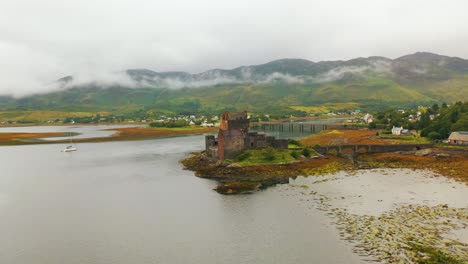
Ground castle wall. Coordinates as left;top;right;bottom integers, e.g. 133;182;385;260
227;119;249;131
218;130;246;159
205;135;216;151
208;111;288;160
272;139;289;149
247;132;267;148
207;146;218;159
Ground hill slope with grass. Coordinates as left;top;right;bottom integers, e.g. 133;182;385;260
0;52;467;116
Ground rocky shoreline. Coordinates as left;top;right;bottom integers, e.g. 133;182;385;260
285;168;468;264
181;146;468;194
181;151;354;194
181;128;468;263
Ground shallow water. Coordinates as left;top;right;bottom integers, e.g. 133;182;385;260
287;169;468;247
0;124;142;140
0;135;363;264
289;169;468;216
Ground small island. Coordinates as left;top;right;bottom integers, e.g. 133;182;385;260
182;111;468;194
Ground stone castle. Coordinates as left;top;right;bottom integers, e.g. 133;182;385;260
205;111;288;160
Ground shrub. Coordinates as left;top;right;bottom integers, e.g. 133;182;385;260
288;138;302;147
428;131;441;140
302;147;312;157
150;120;188;128
237;152;251;161
262;147;276;161
290;151;300;159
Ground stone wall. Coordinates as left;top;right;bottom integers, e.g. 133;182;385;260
247;132;267;148
271;139;289;149
205;135;216;150
205;111;291;160
219;131;246;159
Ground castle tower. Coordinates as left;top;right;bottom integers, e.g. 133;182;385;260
217;111;249;160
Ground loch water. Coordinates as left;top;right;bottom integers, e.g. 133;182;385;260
0;134;362;264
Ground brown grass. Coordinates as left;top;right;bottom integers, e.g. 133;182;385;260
300;129;468;184
300;129;384;146
0;132;67;145
361;151;468;184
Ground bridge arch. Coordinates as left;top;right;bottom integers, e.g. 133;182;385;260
357;146;368;154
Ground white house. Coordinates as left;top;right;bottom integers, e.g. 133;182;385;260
392;126;403;135
201;121;214;127
363;113;374;124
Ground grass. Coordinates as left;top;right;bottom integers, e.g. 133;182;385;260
0;110;109;123
377;134;431;144
290;103;361;114
235;147;317;165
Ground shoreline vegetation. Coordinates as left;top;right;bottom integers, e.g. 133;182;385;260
181;129;468;194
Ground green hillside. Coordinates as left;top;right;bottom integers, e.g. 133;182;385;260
0;52;467;119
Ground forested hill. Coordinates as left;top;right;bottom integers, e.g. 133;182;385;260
1;52;468;115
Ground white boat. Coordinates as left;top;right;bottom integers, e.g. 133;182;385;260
62;145;77;152
61;132;77;152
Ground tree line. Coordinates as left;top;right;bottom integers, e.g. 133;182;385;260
370;102;467;140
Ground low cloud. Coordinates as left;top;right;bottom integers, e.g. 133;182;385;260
312;60;392;83
1;0;468;97
61;69;307;91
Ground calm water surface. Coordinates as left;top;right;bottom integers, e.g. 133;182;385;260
0;134;362;264
0;124;142;140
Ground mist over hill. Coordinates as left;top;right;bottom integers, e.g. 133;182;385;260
1;52;467;115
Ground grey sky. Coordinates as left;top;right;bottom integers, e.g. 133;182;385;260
1;0;467;96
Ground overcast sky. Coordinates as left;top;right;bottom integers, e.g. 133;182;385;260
1;0;468;96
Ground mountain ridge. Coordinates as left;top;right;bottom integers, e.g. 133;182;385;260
0;52;467;115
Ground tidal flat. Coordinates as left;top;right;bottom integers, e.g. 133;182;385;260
285;169;468;263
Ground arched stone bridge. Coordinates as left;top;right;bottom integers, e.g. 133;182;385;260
314;144;433;155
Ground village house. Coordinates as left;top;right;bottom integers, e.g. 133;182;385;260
363;113;374;124
392;126;403;135
448;131;468;145
205;111;288;160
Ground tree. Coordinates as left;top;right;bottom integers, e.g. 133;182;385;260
418;112;430;130
451;114;468;131
432;103;439;113
428;131;441;140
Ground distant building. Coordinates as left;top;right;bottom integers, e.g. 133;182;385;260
363;113;374;124
205;111;288;160
201;121;214;127
448;131;468;145
392;126;403;135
